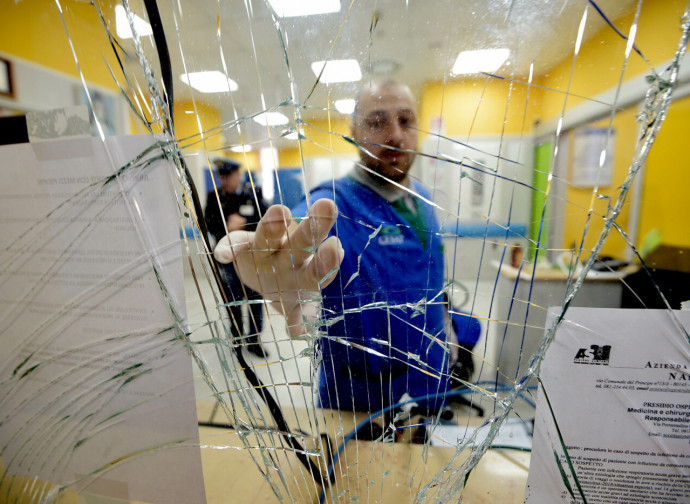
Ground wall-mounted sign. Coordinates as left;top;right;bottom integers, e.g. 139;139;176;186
571;127;615;187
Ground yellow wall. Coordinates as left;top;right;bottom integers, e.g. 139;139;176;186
174;100;225;154
560;113;638;258
638;94;690;247
282;79;540;167
419;79;538;139
227;150;260;172
3;0;688;254
298;117;356;157
274;116;355;169
0;0;229;145
177;115;354;172
536;0;688;120
279;148;302;167
0;0;116;90
539;0;690;257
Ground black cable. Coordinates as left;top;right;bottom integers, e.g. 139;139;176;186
198;421;235;430
140;0;331;486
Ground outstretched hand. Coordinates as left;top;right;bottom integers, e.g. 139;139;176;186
213;199;343;337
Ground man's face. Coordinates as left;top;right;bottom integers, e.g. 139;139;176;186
350;84;418;184
219;170;241;194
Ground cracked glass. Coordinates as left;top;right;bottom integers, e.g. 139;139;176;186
1;0;689;503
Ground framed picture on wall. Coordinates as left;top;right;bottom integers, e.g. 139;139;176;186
571;127;615;187
0;57;14;98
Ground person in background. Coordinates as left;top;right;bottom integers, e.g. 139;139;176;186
204;159;270;358
214;79;469;412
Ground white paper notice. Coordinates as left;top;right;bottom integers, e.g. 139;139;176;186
525;308;690;504
0;136;206;503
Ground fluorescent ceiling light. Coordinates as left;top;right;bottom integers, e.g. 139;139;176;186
231;145;252;153
180;71;238;93
268;0;340;17
311;60;362;83
335;99;355;114
253;112;289;127
115;5;152;39
451;48;510;75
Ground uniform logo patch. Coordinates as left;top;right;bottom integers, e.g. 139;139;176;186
378;225;404;246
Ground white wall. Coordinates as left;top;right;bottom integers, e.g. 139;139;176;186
0;55;129;136
415;135;533;284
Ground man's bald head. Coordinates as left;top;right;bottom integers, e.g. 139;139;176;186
352;78;416;125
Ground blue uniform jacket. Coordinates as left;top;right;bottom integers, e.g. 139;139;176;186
292;176;449;412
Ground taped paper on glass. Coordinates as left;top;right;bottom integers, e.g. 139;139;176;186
526;307;690;504
0;135;205;503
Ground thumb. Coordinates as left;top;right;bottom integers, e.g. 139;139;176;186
213;231;252;264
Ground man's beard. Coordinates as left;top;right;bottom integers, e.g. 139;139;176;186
363;151;414;183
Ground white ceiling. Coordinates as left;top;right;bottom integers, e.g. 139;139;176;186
116;0;637;147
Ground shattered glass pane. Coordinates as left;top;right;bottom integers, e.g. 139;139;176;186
1;0;689;502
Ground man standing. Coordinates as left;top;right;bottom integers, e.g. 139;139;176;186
205;159;269;358
214;79;450;411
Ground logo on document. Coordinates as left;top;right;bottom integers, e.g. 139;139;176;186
573;344;611;365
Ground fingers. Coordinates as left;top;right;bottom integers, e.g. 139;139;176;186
287;199;338;266
253;204;294;255
212;199;342;295
288;235;343;293
286;300;320;339
313;235;343;287
215;204;295;264
213;204;293;267
213;230;251;264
